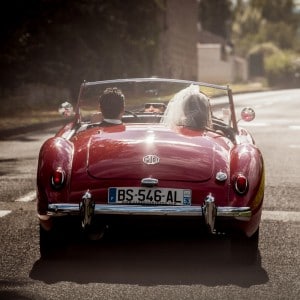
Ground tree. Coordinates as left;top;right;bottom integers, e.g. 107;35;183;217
251;0;296;24
198;0;233;40
231;5;264;56
0;0;163;97
232;0;300;56
231;0;300;85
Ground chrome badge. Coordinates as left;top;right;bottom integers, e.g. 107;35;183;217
216;171;228;182
143;154;160;165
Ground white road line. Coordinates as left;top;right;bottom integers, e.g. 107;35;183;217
262;210;300;222
0;210;12;217
240;122;269;127
242;122;300;129
289;125;300;130
289;145;300;149
15;191;36;202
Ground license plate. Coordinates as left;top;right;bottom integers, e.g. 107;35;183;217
108;187;191;206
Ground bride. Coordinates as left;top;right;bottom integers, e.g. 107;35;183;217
162;84;212;130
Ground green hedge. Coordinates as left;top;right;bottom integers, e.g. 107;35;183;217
265;51;300;87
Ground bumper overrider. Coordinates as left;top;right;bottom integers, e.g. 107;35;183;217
38;191;251;234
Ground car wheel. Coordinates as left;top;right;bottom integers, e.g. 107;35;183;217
230;227;259;265
85;222;108;242
40;225;55;259
39;223;68;259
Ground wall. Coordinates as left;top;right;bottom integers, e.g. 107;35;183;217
197;44;232;83
197;44;248;83
154;0;198;80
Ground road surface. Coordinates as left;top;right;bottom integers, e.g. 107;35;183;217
0;89;299;299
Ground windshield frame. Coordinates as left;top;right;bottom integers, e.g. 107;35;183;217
74;78;237;132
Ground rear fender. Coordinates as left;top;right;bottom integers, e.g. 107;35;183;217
37;137;74;214
229;144;264;210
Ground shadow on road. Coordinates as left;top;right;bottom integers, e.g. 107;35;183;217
29;222;269;287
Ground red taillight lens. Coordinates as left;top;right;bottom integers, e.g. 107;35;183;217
51;168;65;189
234;174;248;195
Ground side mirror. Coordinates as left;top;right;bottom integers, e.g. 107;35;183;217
58;102;74;117
241;107;255;122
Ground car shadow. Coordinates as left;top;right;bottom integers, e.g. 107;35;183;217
29;222;269;287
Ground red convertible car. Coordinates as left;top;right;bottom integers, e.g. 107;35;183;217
37;78;264;260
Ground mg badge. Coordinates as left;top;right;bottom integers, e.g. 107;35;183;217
143;154;160;165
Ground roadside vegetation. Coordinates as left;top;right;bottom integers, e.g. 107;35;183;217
231;0;300;87
200;0;300;88
0;82;267;131
0;0;299;123
0;111;62;131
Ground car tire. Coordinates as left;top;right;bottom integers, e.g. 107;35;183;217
39;224;68;259
40;225;55;259
230;227;259;265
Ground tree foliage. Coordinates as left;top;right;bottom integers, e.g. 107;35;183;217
198;0;233;39
232;0;300;56
265;50;300;87
198;0;300;86
251;0;296;24
0;0;163;96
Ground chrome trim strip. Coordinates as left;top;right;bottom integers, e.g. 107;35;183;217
83;78;228;91
141;177;159;187
46;203;251;219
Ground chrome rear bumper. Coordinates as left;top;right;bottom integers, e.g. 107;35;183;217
38;192;251;234
45;203;251;219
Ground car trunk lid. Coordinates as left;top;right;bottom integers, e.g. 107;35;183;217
86;126;219;182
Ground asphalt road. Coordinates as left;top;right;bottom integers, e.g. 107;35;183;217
0;89;299;299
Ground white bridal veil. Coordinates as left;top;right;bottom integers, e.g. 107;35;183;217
162;84;211;130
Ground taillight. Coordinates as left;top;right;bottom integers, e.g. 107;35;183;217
234;174;248;195
51;168;66;189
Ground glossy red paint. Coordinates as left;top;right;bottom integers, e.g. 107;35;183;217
37;79;264;242
37;122;263;214
37;136;74;215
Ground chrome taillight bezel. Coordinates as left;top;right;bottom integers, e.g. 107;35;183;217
50;168;66;190
234;173;248;195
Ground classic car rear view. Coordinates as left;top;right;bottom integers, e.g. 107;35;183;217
37;78;264;261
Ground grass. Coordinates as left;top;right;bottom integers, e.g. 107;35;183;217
230;81;268;93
